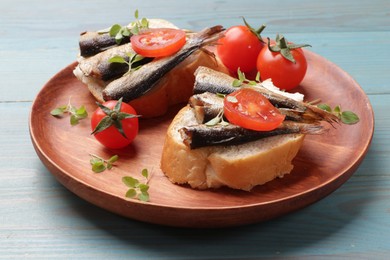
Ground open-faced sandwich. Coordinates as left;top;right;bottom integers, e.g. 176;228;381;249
73;18;228;118
160;67;339;191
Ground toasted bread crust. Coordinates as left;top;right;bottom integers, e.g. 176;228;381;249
160;106;305;191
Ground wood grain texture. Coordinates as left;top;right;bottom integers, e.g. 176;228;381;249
1;0;390;258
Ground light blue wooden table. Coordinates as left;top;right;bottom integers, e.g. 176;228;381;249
1;0;389;258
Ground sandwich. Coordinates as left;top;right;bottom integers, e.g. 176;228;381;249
73;19;228;118
160;67;338;191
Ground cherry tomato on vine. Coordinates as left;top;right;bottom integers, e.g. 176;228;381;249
256;35;310;91
91;98;139;149
131;28;186;58
217;19;266;74
223;88;285;131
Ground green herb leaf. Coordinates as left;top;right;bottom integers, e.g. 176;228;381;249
108;155;119;164
334;105;341;114
205;109;228;127
122;176;139;188
50;108;65;116
317;104;332;112
205;116;222;126
122;168;151;202
89;154;119;173
92;161;106;173
317;104;359;125
76;106;88;118
134;9;139;19
138;183;149;192
51;99;88;125
138;192;149;202
232;68;261;88
108;56;127;64
341;111;360;124
70;114;79;126
126;188;137;198
109;24;122;37
121;27;131;37
141;168;148;179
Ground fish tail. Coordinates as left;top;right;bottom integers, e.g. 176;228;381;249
197;25;225;47
305;104;340;125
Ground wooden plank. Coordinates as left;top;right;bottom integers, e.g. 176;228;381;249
1;0;389;102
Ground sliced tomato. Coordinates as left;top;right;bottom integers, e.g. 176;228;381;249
223;88;285;131
131;28;186;58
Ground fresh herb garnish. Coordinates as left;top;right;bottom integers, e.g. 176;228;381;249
106;9;149;44
50;98;88;126
205;109;229;127
232;68;261;87
89;154;119;173
108;53;145;75
317;104;360;125
129;9;149;35
109;24;131;44
122;168;150;202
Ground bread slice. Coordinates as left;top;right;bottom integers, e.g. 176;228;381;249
160;105;305;191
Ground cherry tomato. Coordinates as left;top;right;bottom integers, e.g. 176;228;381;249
256;45;307;90
131;28;186;58
91;100;139;149
224;88;285;131
217;25;264;73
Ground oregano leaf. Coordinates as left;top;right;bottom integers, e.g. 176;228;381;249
122;176;139;188
109;24;122;37
317;104;332;112
92;161;106;173
126;189;137;198
141;168;148;179
108;56;127;64
50;108;65;116
138;192;149;202
70;115;79;126
108;155;119;164
341;111;360;124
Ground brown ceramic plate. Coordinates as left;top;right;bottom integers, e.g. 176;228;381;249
29;50;374;228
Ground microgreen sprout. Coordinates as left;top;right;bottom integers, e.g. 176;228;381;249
108;53;145;75
105;9;149;44
317;104;360;125
130;9;149;35
122;168;151;202
89;154;119;173
232;68;261;87
205;109;229;127
50;98;88;126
